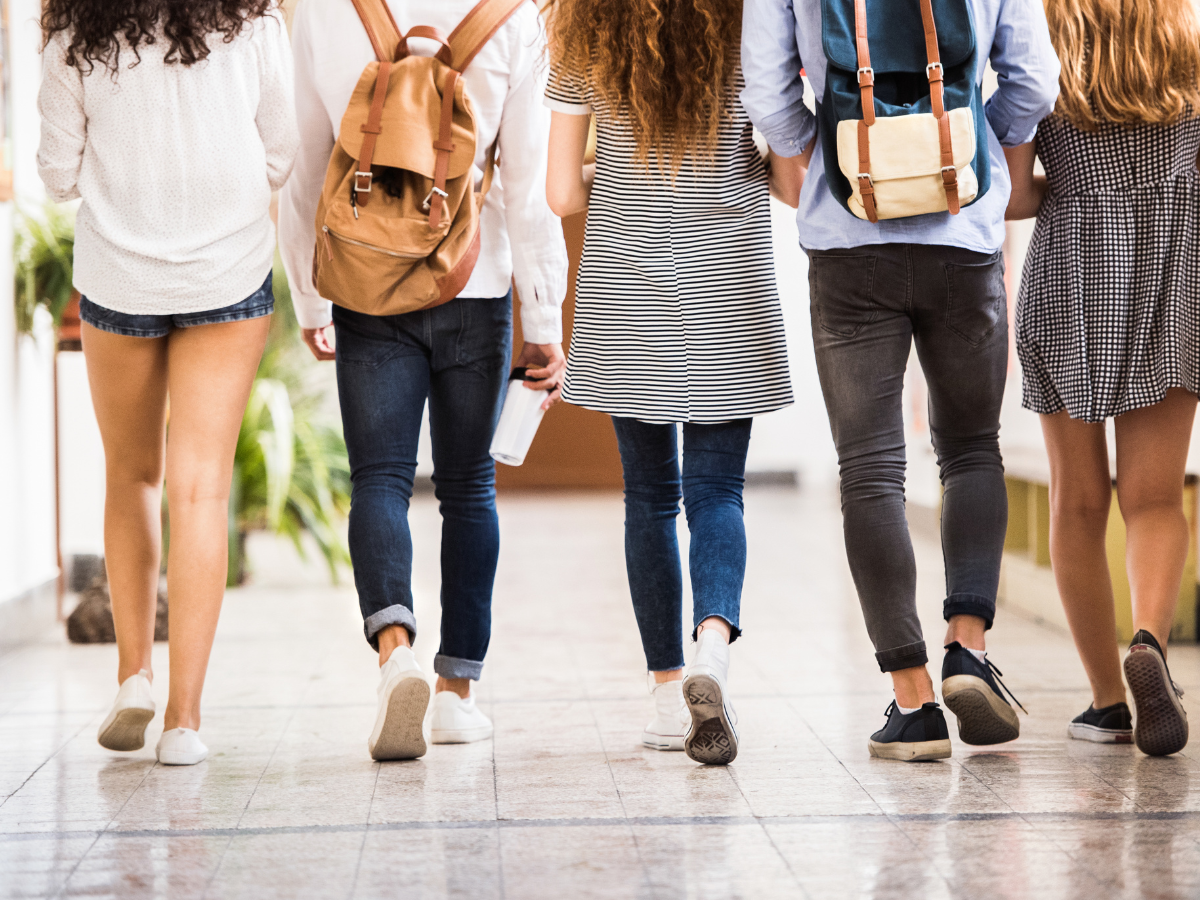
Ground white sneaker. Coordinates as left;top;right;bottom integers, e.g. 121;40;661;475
368;647;431;760
683;629;739;765
156;728;208;766
642;679;689;751
429;690;493;744
97;670;156;752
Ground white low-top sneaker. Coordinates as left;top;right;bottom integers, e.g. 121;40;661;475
642;679;689;751
156;728;208;766
368;646;431;760
429;691;493;744
97;669;156;752
683;629;739;765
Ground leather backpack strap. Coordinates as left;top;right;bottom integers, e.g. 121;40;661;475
919;0;959;214
349;0;402;63
853;0;878;223
426;68;460;229
447;0;529;74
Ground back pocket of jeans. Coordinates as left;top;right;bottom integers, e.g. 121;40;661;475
945;255;1006;346
809;254;878;338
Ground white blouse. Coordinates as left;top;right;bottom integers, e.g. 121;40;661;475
37;13;299;315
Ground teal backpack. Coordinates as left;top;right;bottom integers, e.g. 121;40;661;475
818;0;991;222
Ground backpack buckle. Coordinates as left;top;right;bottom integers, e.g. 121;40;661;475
422;186;449;212
926;62;944;81
354;171;373;194
941;165;958;185
857;66;874;87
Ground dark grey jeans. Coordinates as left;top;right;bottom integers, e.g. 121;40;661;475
808;243;1009;673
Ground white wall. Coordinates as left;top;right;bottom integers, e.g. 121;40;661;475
0;0;60;605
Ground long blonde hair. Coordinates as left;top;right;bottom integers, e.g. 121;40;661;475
1045;0;1200;130
546;0;741;175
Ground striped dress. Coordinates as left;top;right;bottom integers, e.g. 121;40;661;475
544;66;793;423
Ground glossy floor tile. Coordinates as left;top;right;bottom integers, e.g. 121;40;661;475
2;488;1199;899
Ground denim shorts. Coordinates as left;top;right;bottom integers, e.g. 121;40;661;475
80;272;275;339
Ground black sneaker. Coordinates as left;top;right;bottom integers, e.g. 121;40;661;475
868;701;952;761
1124;630;1189;756
941;642;1024;745
1068;702;1133;744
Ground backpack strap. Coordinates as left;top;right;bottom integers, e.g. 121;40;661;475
852;0;878;223
349;0;403;63
919;0;960;214
447;0;529;74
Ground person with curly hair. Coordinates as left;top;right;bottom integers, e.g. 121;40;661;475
37;0;298;766
544;0;799;766
1008;0;1200;756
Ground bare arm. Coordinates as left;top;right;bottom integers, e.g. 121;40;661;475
767;137;816;209
1003;140;1047;220
546;111;594;218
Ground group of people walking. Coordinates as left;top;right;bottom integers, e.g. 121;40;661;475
35;0;1200;769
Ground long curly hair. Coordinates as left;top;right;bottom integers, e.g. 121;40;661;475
1045;0;1200;130
42;0;276;74
546;0;742;174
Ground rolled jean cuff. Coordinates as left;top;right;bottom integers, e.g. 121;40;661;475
434;654;484;681
943;593;995;630
875;640;928;673
690;615;742;645
363;604;418;651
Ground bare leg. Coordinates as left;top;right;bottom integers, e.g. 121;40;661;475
944;615;987;652
1114;388;1198;650
1041;411;1124;708
891;666;936;708
81;324;169;686
162;317;270;731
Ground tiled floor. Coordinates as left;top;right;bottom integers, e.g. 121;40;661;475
3;487;1200;899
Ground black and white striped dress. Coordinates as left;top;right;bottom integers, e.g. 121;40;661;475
544;66;793;423
1016;113;1200;422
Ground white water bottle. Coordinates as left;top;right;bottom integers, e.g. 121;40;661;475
489;368;549;466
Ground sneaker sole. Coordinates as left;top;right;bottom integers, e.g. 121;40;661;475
1125;646;1189;756
430;725;493;745
868;738;952;761
942;674;1020;745
641;732;685;752
682;674;737;765
369;677;430;761
98;706;155;752
1067;721;1133;744
157;747;208;766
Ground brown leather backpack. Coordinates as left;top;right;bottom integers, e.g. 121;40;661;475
314;0;528;316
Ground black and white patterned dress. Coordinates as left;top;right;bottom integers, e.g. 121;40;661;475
544;66;793;423
1016;113;1200;422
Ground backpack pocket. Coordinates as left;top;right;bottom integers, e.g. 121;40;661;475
835;108;979;221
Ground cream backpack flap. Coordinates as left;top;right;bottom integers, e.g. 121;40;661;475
817;0;991;222
314;0;528;316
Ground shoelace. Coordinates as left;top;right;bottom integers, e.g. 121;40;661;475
983;656;1028;714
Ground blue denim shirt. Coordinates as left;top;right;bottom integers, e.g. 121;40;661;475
741;0;1060;253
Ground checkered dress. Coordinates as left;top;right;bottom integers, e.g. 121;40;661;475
1016;113;1200;422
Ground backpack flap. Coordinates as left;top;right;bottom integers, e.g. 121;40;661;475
836;108;977;220
338;63;477;184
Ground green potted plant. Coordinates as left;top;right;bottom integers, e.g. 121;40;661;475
14;203;80;344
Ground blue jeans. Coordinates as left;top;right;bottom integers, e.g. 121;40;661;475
79;271;274;338
809;244;1008;673
333;293;512;680
612;417;752;672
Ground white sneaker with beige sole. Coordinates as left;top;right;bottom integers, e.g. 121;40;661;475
642;679;689;751
368;647;431;760
429;690;493;744
156;728;208;766
97;670;156;752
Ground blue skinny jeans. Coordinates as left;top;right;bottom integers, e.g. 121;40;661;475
333;294;512;680
612;417;752;672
